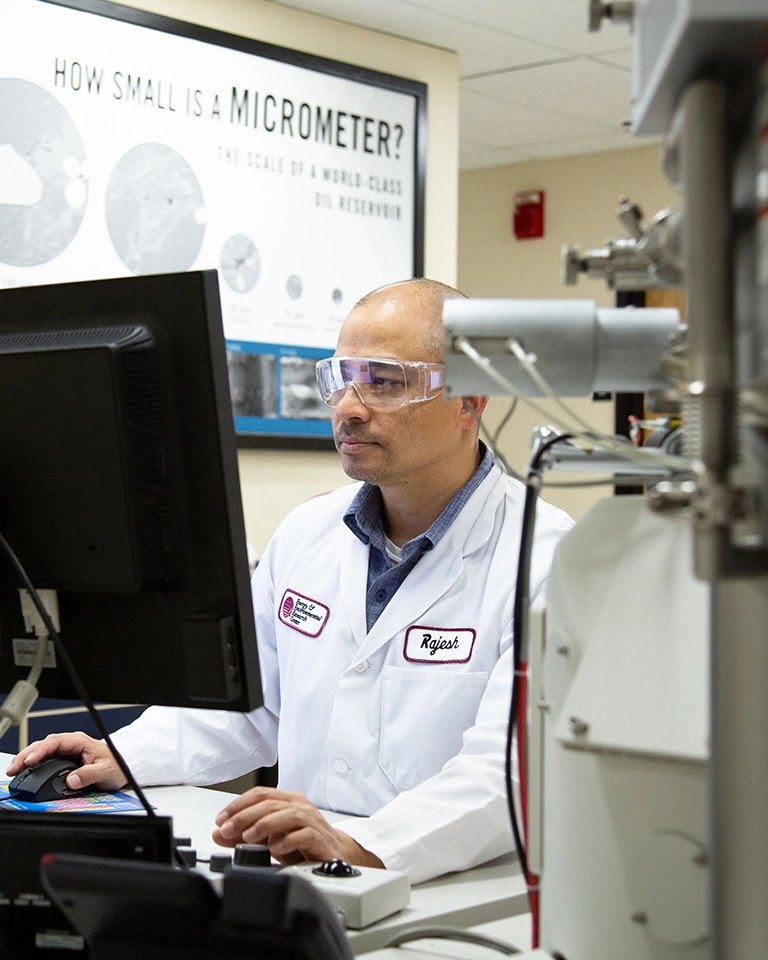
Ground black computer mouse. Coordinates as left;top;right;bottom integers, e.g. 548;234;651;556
8;757;85;803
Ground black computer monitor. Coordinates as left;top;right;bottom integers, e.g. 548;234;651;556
40;853;353;960
0;270;262;712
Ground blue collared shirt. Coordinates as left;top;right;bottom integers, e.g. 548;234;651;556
343;443;495;632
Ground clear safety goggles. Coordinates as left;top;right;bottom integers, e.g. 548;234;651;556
315;355;444;409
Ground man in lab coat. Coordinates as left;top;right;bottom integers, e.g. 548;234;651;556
7;279;573;883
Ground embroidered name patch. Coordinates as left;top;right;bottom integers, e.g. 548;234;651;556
403;625;476;663
278;589;330;637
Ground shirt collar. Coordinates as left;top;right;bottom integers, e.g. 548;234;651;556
343;442;494;554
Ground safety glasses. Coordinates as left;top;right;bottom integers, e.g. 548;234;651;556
315;355;444;409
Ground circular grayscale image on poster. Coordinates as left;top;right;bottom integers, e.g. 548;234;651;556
0;79;88;266
106;143;205;275
286;274;303;300
332;288;343;304
221;235;260;293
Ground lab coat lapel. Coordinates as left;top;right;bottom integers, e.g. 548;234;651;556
338;525;371;648
362;538;463;658
360;463;507;659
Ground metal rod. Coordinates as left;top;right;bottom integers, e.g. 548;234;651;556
682;79;735;479
680;78;768;959
711;576;768;958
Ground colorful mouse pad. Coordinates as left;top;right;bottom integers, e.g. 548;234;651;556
0;780;151;813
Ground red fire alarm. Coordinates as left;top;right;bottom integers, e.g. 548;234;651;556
513;190;545;240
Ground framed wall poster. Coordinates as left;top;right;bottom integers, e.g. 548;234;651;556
0;0;427;446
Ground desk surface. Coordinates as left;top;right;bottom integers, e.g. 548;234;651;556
1;754;529;956
141;783;529;955
346;852;527;956
361;915;538;959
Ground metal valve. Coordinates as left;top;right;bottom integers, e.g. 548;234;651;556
562;199;683;290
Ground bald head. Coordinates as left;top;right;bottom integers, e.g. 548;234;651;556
331;278;487;523
349;278;466;362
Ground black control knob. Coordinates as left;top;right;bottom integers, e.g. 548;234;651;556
209;854;233;874
176;847;197;867
233;843;272;867
312;858;361;878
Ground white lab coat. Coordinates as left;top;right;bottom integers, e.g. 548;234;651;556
111;461;573;883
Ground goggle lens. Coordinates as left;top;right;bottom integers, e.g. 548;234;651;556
316;356;443;409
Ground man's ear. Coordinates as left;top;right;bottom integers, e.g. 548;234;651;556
460;395;488;426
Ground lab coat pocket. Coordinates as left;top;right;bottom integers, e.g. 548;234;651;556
379;664;489;792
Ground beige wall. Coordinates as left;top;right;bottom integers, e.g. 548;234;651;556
121;0;460;554
458;142;681;520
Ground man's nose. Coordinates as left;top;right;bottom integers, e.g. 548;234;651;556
334;381;370;419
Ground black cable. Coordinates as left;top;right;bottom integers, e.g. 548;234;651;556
382;925;521;954
0;529;156;818
506;433;572;888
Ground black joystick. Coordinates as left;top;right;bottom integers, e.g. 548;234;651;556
312;858;362;878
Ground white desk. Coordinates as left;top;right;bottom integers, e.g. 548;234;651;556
345;852;527;955
360;914;537;959
153;784;529;955
1;755;529;956
138;783;529;955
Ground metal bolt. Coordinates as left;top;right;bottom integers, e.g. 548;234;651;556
631;912;648;925
537;699;551;712
589;0;635;32
648;478;697;513
556;645;570;656
568;716;589;736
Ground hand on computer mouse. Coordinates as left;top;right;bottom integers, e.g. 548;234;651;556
7;757;89;803
5;732;127;792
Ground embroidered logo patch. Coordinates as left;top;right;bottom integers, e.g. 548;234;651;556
403;625;476;663
278;589;330;637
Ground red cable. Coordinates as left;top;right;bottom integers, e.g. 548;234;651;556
516;661;540;948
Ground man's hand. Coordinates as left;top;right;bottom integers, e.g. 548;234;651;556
213;787;384;869
5;732;127;792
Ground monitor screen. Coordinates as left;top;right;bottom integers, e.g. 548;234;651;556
0;270;262;712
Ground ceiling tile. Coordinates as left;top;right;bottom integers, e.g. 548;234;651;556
523;130;653;160
270;0;565;70
463;58;633;129
410;0;632;55
590;49;634;70
460;146;536;169
273;0;634;58
270;0;642;168
270;0;632;72
461;87;612;149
